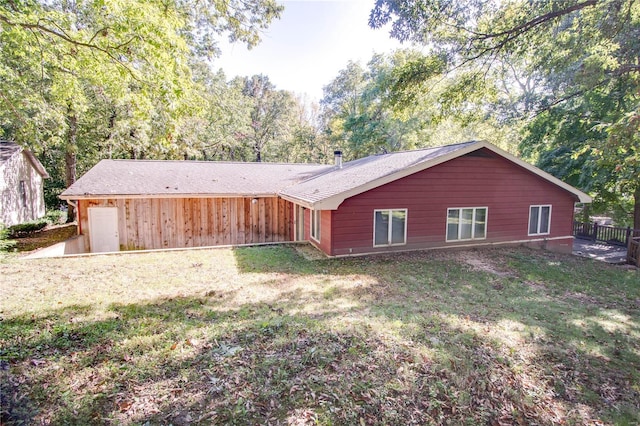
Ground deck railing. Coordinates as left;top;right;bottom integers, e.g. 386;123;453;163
573;221;640;247
628;237;640;266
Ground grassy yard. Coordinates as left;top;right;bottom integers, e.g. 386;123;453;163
1;245;639;425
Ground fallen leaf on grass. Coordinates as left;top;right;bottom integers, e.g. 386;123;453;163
117;400;133;412
212;343;242;357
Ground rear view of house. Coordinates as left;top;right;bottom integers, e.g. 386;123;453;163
1;141;49;227
60;141;591;255
281;141;591;256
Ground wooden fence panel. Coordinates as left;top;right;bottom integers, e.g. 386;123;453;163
243;198;251;244
265;198;273;243
79;196;293;251
160;198;171;248
174;198;184;248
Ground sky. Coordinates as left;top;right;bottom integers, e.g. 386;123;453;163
214;0;408;101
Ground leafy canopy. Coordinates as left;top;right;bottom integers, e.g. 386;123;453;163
369;0;640;226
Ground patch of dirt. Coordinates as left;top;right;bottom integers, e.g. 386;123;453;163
523;280;547;291
460;250;513;277
15;223;77;253
562;291;603;307
293;244;327;260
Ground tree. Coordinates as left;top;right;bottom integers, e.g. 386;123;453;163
237;75;297;162
321;50;519;160
0;0;283;218
272;96;332;164
368;0;640;228
321;54;435;158
321;61;367;157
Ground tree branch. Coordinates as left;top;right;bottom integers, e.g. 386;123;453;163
439;0;601;71
531;77;610;118
615;64;640;75
0;89;29;127
473;0;598;42
0;13;141;81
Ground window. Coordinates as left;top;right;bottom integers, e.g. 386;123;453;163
446;207;487;241
374;209;407;246
311;209;321;241
19;180;27;208
529;205;551;235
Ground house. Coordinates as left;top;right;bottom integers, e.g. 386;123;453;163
60;140;591;255
1;141;49;227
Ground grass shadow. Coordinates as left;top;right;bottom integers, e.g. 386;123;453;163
1;245;639;424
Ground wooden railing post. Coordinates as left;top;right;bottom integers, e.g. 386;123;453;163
592;222;598;242
628;237;640;266
626;227;632;246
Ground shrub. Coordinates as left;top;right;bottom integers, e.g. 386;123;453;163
44;209;66;225
0;225;17;252
7;219;48;238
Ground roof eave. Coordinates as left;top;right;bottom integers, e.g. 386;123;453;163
277;193;315;209
282;141;487;210
280;140;593;208
59;192;280;200
22;149;50;178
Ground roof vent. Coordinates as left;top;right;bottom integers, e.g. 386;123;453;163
334;150;343;169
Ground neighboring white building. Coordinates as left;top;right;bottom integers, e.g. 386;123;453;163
0;141;49;227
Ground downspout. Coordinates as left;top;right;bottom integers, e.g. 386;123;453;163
66;200;81;235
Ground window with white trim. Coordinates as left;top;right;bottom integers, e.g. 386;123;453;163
374;209;407;246
311;209;321;241
19;180;27;208
446;207;487;241
529;205;551;235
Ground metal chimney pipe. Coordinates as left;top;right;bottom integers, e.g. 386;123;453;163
334;150;343;168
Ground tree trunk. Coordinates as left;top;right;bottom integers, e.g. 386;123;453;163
634;186;640;231
65;111;78;223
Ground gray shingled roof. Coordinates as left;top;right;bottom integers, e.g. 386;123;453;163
281;140;591;207
60;141;592;205
0;141;22;164
60;159;331;198
1;141;50;178
280;141;478;208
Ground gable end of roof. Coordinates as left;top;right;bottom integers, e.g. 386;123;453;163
478;142;591;204
22;150;50;178
279;141;592;209
0;141;49;178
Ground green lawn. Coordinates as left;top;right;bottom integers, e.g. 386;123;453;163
1;245;639;425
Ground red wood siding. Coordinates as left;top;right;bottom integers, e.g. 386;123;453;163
309;209;333;254
78;196;294;251
330;150;577;256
